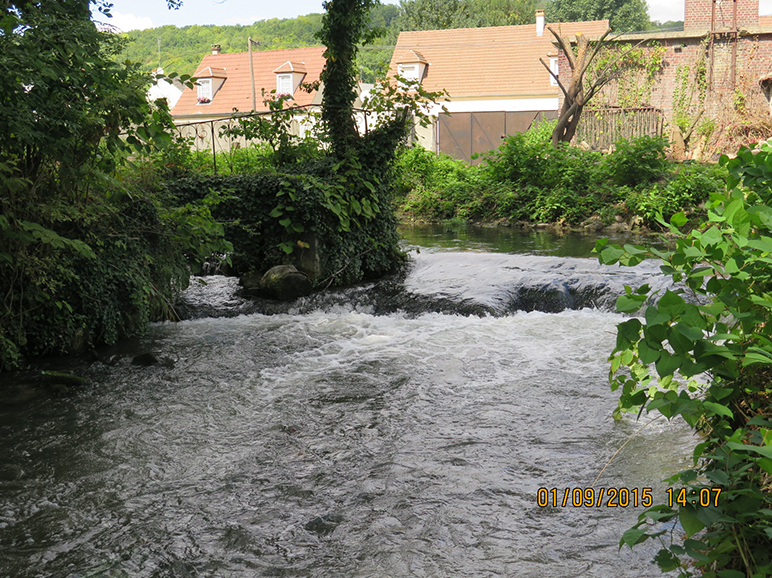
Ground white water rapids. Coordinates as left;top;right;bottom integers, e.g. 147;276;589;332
0;231;693;578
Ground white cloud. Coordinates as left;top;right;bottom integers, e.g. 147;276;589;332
109;11;155;32
762;0;772;15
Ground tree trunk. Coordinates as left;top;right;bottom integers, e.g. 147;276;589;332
541;26;613;147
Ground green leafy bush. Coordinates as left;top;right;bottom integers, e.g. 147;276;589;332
595;142;772;577
603;135;669;186
395;129;725;227
627;162;728;224
165;121;408;285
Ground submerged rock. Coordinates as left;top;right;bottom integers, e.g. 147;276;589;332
241;265;313;301
304;514;344;535
132;353;159;366
131;353;175;368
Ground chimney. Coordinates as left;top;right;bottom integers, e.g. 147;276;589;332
536;10;545;37
211;44;221;55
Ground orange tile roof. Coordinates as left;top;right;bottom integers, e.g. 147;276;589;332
173;46;326;118
273;61;308;74
388;20;609;99
760;14;772;26
194;66;228;78
397;49;428;64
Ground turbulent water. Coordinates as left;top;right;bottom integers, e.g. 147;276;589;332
0;227;693;578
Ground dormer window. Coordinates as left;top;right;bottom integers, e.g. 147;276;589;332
192;66;227;105
276;73;293;96
197;78;212;103
549;57;559;86
395;50;428;90
398;64;419;82
273;62;307;97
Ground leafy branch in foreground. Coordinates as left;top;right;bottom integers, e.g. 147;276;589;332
594;142;772;577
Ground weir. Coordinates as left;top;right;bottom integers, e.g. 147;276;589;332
0;227;694;577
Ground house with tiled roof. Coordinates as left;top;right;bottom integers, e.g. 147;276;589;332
388;12;609;162
172;45;327;121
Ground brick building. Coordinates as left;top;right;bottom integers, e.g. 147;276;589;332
555;0;772;154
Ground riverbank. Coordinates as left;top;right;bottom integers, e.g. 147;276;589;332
394;133;728;231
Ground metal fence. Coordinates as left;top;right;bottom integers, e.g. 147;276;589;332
171;108;317;174
170;106;385;173
575;107;664;150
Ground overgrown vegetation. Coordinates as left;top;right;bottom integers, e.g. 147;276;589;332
595;142;772;577
0;0;422;371
0;0;232;371
396;122;726;227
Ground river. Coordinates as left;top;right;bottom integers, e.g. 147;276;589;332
0;225;692;577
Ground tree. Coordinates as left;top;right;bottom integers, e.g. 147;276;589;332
397;0;472;30
0;0;228;370
466;0;536;27
0;0;161;203
541;26;613;146
397;0;534;31
547;0;649;32
317;0;380;156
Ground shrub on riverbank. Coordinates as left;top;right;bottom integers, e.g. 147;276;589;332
596;143;772;577
0;1;232;371
395;127;727;228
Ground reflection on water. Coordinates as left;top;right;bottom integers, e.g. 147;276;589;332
399;223;666;257
0;229;689;578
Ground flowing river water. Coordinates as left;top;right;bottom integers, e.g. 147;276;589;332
1;225;694;577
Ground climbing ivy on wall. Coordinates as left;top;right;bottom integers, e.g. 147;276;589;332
672;39;709;133
589;41;666;108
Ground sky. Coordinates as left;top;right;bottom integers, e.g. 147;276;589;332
95;0;772;33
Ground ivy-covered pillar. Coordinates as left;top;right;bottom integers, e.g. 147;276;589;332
317;0;377;157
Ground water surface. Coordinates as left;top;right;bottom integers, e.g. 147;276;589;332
0;228;691;578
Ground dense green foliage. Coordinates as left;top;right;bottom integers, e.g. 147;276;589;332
397;125;726;227
396;0;537;31
0;0;231;370
596;143;772;577
547;0;649;31
160;122;408;284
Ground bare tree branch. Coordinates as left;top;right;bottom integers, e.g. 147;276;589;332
539;57;569;100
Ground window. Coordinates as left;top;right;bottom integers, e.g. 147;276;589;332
398;64;418;81
197;78;212;103
549;57;559;86
276;73;293;95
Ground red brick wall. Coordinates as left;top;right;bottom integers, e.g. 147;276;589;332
556;32;772;147
685;0;759;31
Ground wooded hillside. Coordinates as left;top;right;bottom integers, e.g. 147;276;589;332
122;0;676;83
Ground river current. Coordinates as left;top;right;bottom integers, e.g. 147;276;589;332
0;226;693;577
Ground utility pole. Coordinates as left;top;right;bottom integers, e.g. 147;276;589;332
248;37;259;111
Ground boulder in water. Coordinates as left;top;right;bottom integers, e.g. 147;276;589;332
242;265;313;301
305;513;343;535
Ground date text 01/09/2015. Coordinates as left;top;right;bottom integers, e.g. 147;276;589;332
536;487;723;508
